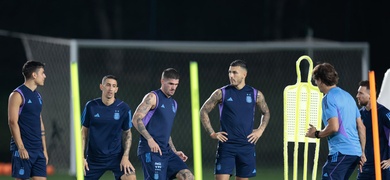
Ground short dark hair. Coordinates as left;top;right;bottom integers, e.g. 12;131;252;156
22;60;45;79
102;75;118;84
230;60;247;70
359;80;369;90
312;62;339;86
359;80;377;93
162;68;180;79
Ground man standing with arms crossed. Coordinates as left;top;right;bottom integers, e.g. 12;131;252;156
356;80;390;179
81;75;136;180
200;60;271;180
8;60;48;180
132;68;194;180
305;62;366;179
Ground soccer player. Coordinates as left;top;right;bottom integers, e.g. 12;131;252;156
305;62;366;179
356;80;390;180
8;60;49;180
132;68;194;180
81;75;136;180
200;60;271;180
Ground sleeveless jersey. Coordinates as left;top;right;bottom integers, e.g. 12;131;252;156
219;85;257;145
137;89;177;155
10;84;43;151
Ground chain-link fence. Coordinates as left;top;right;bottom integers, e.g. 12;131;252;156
19;35;369;178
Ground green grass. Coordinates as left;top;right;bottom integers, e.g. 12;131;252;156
0;166;359;180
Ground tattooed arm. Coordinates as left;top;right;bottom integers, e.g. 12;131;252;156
132;92;162;155
122;129;132;157
200;89;227;142
168;136;177;152
256;90;270;132
247;90;271;144
132;92;155;140
169;136;188;162
121;129;135;174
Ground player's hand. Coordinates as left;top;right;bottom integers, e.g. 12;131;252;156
247;129;263;144
175;151;188;162
210;132;228;142
305;124;317;138
120;156;135;175
18;148;29;160
381;159;390;169
83;158;89;176
147;138;162;156
359;153;367;172
44;150;49;165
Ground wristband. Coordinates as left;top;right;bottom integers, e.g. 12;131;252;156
314;131;320;139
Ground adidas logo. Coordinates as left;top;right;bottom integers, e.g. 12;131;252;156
227;97;233;102
94;113;100;118
323;173;328;177
252;169;256;174
161;104;165;108
27;99;32;104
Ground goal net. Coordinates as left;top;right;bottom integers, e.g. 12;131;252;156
11;32;369;176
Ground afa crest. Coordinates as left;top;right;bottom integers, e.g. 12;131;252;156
114;110;120;120
246;94;252;103
172;103;176;113
19;167;25;175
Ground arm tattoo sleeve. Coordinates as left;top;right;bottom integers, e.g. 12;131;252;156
257;90;270;130
122;129;132;156
168;137;177;152
200;89;222;135
134;93;154;140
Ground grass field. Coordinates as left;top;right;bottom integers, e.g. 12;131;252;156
0;166;359;179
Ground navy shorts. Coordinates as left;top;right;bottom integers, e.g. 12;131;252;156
85;154;126;180
357;164;390;180
11;149;47;179
214;143;256;178
138;149;188;180
321;152;360;180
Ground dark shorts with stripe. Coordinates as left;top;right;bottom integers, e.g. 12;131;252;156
357;164;390;180
11;149;47;179
214;143;256;178
138;149;188;180
321;152;360;180
85;153;127;180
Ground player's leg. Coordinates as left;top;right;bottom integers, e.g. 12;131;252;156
382;167;390;180
120;173;136;180
31;150;47;180
343;156;360;179
175;169;193;180
109;154;136;180
235;145;256;180
214;146;235;180
357;165;375;180
11;150;33;179
321;152;359;180
165;150;193;180
31;176;46;180
84;157;107;180
138;152;168;180
235;146;255;180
